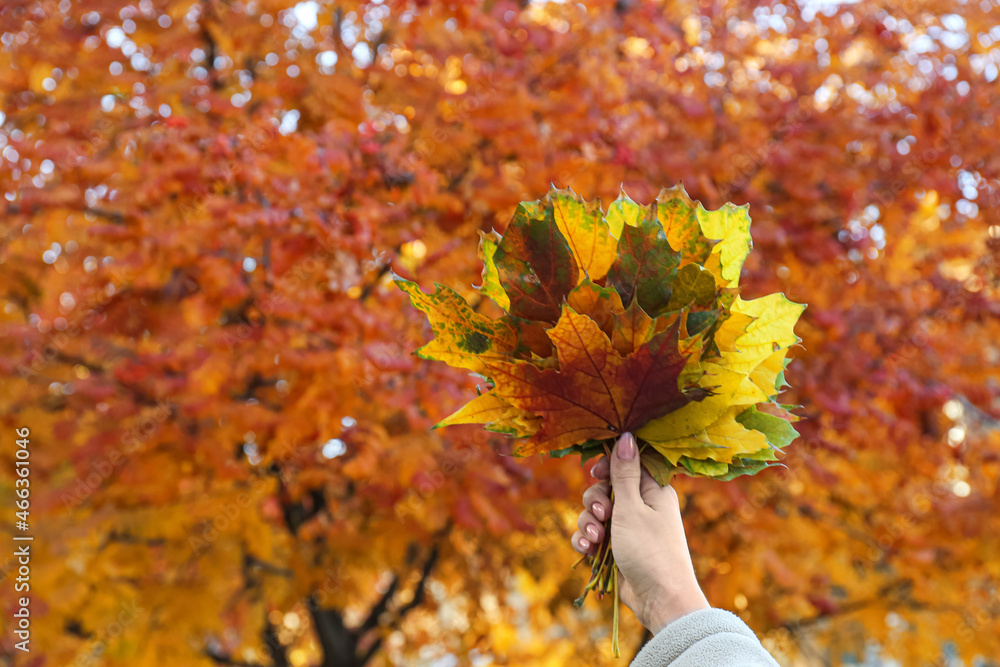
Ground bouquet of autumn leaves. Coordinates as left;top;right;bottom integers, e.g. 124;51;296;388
395;184;804;653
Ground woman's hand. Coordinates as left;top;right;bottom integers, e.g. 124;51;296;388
571;432;710;634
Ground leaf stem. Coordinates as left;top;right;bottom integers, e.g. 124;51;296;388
612;565;621;658
576;442;624;653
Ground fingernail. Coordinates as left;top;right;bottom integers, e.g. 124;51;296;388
579;537;591;550
618;432;636;461
585;524;599;541
591;502;605;521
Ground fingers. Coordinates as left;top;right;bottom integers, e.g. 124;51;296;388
572;530;596;555
645;482;680;513
594;436;676;511
574;480;610;555
638;467;679;511
639;466;667;502
594;453;656;496
609;432;644;511
577;508;605;544
576;433;677;564
590;456;610;481
582;481;611;521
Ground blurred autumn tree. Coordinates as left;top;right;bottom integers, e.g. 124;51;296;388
1;0;999;665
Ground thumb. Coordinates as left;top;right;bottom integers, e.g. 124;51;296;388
610;432;644;511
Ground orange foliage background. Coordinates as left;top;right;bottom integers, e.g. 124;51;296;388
1;1;999;665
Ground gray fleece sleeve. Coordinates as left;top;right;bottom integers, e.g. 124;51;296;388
630;608;780;667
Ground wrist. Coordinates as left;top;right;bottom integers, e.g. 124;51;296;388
643;581;710;635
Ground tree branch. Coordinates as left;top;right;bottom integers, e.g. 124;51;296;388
781;578;912;631
356;575;400;637
262;619;290;667
202;647;260;666
309;527;450;666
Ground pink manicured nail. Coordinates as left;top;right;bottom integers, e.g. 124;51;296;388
618;432;636;461
590;457;609;479
585;524;599;541
591;502;605;521
579;537;591;550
